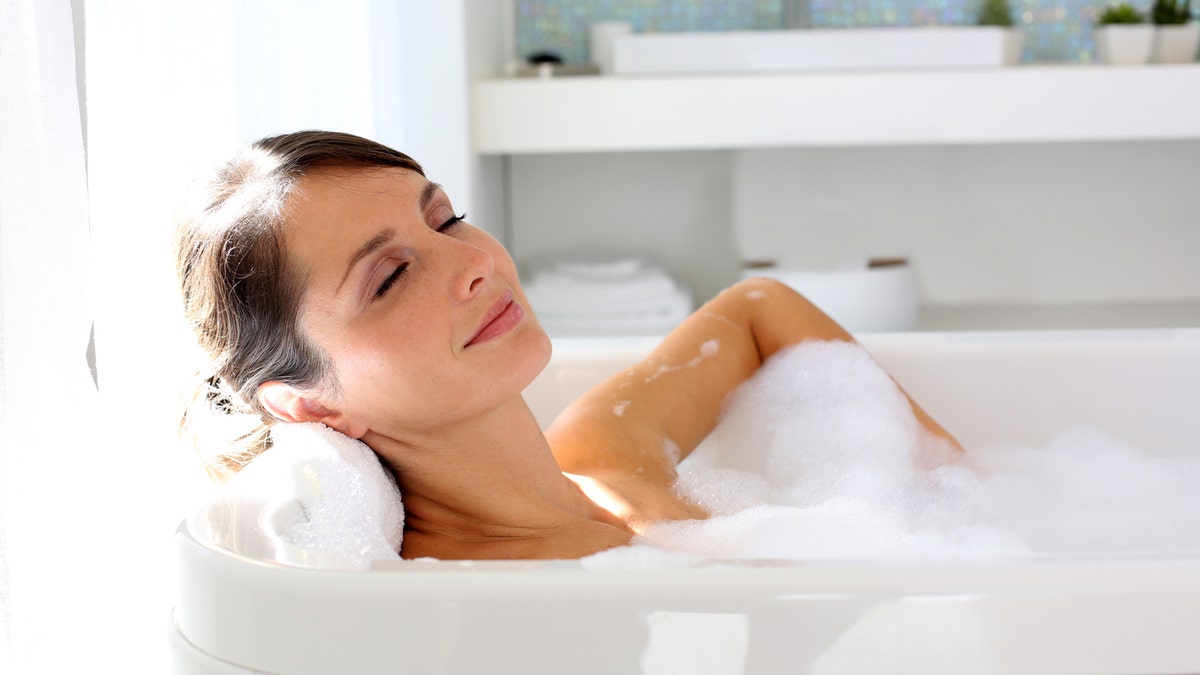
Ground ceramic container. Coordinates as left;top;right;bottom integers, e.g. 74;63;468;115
1152;23;1200;63
1095;24;1156;64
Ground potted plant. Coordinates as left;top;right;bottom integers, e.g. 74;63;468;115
978;0;1025;65
1094;3;1155;64
1151;0;1199;62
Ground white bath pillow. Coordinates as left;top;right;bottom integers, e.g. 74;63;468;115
210;422;404;569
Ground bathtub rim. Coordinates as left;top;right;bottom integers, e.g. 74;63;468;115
177;518;1200;595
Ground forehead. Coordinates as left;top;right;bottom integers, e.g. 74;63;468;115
289;166;424;218
286;167;422;247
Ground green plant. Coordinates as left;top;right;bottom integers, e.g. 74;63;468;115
978;0;1016;26
1097;2;1146;24
1152;0;1192;24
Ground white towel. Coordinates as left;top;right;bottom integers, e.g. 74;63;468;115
209;422;405;569
524;255;694;335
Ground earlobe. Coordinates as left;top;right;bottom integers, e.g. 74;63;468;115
311;409;369;440
258;381;368;439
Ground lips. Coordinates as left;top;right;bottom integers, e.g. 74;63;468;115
466;290;524;347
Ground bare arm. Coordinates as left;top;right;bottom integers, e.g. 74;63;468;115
547;277;961;478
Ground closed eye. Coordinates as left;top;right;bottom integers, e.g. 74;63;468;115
438;212;467;232
374;262;408;299
373;213;465;300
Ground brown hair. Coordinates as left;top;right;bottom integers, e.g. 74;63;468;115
174;130;424;481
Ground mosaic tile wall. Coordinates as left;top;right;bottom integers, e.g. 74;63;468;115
514;0;1160;64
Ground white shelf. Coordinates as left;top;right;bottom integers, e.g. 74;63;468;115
473;64;1200;154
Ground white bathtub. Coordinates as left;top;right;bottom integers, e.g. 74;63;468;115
171;329;1200;674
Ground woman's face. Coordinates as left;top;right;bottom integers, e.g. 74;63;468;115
283;166;551;439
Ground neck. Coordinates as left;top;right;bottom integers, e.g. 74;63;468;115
364;396;630;558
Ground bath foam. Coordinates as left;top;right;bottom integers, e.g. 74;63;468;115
644;338;720;383
626;340;1200;561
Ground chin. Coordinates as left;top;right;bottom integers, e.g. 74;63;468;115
519;315;553;386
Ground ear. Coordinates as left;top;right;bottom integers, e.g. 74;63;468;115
257;381;368;439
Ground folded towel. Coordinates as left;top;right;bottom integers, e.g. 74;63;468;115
551;256;644;278
523;255;694;336
208;422;404;569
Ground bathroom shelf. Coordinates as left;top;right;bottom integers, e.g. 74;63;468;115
472;64;1200;154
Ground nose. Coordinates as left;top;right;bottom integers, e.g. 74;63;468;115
451;238;494;301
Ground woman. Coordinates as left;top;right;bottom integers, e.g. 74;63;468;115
176;130;961;561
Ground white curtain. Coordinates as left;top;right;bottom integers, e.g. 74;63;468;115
0;0;103;670
1;1;471;671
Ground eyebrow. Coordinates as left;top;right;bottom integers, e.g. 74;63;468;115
335;182;443;295
420;181;441;211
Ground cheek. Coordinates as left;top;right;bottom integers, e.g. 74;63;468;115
321;324;415;392
333;352;449;428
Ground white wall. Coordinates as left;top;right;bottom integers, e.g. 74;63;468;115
463;0;513;242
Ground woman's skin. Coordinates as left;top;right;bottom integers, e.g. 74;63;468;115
258;166;962;561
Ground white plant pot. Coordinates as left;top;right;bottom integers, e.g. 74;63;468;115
1094;24;1155;64
1001;27;1026;65
1152;23;1200;63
